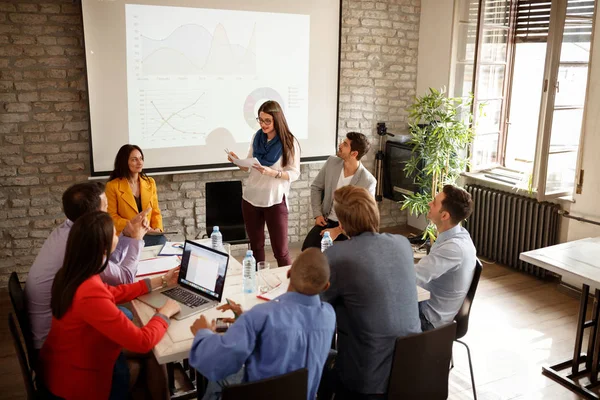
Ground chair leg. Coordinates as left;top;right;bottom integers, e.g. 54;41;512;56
456;339;477;400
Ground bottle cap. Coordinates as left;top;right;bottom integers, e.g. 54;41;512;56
213;226;219;231
323;231;331;238
246;250;253;256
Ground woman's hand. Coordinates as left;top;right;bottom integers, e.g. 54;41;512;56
252;164;276;177
227;151;248;172
158;299;180;319
163;267;180;287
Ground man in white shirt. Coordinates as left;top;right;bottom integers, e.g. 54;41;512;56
303;132;376;250
416;185;477;331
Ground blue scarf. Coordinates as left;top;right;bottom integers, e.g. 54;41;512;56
252;130;283;167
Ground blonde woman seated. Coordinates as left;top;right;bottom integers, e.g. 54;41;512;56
105;144;165;246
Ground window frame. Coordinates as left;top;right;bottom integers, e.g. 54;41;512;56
462;0;597;201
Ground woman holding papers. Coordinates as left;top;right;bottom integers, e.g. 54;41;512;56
106;144;165;247
227;100;300;266
38;211;180;400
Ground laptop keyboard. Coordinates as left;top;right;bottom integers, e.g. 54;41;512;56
162;287;208;308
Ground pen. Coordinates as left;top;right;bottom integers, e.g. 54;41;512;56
226;298;239;318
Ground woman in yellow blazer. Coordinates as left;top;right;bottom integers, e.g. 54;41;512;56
105;144;165;247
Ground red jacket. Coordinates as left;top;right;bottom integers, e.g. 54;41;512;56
39;275;168;400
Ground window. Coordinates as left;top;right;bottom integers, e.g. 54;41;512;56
452;0;596;199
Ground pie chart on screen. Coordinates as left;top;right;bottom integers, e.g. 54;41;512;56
244;87;285;129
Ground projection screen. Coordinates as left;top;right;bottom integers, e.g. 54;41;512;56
81;0;341;175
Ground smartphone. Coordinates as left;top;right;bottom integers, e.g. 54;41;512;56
216;318;230;333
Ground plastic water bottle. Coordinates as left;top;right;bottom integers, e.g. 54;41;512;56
211;226;223;251
242;250;256;293
321;231;333;253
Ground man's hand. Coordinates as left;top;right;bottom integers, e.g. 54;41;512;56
315;216;327;227
216;298;243;323
321;226;342;241
123;208;151;240
190;315;215;336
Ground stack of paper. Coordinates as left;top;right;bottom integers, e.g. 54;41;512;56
136;255;180;277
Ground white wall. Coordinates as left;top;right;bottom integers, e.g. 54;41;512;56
567;7;600;241
416;0;455;96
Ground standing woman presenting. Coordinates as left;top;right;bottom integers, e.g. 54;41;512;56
105;144;165;247
227;100;300;266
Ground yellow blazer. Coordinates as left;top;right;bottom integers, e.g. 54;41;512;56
105;177;163;234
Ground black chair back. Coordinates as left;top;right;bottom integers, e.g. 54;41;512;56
221;368;308;400
8;271;36;367
205;181;249;244
8;313;37;400
455;259;483;339
387;322;457;400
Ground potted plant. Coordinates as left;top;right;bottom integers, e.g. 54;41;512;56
401;87;475;243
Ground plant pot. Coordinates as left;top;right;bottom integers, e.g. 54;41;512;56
407;213;429;231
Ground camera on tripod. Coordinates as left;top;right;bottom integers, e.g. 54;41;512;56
377;122;387;137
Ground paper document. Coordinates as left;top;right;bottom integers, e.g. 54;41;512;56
158;242;184;256
137;255;180;277
146;230;178;236
257;283;287;301
232;157;261;169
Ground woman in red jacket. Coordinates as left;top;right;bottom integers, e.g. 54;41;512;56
39;211;180;400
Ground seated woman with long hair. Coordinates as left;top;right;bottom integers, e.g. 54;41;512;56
38;211;180;400
105;144;165;247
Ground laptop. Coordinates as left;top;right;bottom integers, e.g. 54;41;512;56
138;240;229;320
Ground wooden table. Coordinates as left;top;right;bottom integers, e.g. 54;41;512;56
133;245;431;365
521;237;600;399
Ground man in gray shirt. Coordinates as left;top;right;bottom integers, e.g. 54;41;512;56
320;186;420;398
303;132;376;250
416;185;477;331
25;182;148;349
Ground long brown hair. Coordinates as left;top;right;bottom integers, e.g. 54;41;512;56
108;144;148;182
51;211;115;319
258;100;297;167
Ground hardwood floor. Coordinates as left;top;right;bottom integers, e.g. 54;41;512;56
0;242;591;399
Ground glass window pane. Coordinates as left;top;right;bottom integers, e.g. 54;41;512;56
550;108;583;148
476;99;502;134
454;63;474;98
504;42;546;172
458;0;480;23
545;151;578;194
481;28;508;62
477;65;505;98
471;133;499;166
555;65;588;107
484;0;510;26
457;24;478;62
560;42;591;63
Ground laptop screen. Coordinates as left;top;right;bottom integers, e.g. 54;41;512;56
179;240;229;301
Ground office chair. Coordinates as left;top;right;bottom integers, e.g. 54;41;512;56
453;259;483;400
8;313;37;400
221;368;308;400
387;322;457;400
8;272;36;368
204;181;250;246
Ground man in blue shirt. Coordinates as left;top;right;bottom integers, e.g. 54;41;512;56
189;248;336;400
416;184;477;331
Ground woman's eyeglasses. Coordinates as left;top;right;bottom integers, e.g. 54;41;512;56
256;117;273;126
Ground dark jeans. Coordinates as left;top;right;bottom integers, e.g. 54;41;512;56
143;233;167;247
419;303;435;332
318;350;387;400
242;197;291;267
301;220;348;251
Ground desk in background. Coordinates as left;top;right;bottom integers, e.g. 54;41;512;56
521;237;600;399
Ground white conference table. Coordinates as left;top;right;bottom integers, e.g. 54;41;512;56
132;245;431;365
520;237;600;399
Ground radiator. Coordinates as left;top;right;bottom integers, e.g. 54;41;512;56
464;184;561;278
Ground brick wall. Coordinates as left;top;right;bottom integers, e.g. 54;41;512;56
0;0;420;285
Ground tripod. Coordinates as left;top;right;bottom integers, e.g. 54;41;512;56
375;122;394;202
